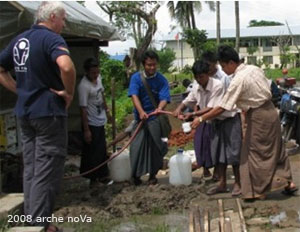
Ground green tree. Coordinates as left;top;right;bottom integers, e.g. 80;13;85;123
99;50;110;64
272;35;293;68
100;59;126;97
98;2;161;70
167;1;215;30
167;1;215;59
248;20;284;27
182;28;210;60
247;46;258;56
156;48;176;73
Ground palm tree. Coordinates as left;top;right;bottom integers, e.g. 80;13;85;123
235;1;240;52
167;1;215;60
167;1;215;30
216;1;221;45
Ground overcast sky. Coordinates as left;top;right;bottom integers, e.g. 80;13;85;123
84;0;300;55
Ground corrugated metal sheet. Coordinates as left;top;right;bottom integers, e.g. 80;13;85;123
2;1;123;42
162;25;300;41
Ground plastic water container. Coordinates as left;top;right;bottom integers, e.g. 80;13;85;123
182;122;191;133
169;149;192;185
108;148;132;182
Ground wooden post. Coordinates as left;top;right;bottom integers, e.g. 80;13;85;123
218;199;225;232
204;208;210;232
189;210;195;232
236;198;247;232
111;77;116;152
194;207;201;232
224;217;233;232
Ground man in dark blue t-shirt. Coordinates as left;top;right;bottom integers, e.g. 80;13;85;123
0;2;76;231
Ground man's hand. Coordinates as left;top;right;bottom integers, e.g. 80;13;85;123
183;112;194;121
139;110;148;120
173;108;182;117
84;128;92;144
191;117;202;129
50;88;73;109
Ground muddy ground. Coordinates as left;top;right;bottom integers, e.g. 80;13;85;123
55;152;300;232
53;106;300;232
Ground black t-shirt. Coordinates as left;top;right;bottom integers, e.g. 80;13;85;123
0;24;70;118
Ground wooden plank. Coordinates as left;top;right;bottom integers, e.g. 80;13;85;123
194;207;201;232
224;217;233;232
236;198;247;232
204;208;210;232
225;211;241;232
189;210;195;232
218;199;225;232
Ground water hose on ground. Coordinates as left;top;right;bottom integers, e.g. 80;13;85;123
63;110;174;180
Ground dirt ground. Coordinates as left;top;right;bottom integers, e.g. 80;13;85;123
54;151;300;231
51;106;300;231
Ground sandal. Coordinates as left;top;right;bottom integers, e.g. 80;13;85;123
133;177;142;186
206;186;228;195
231;186;242;197
203;169;212;178
148;177;158;185
243;194;266;202
282;186;298;195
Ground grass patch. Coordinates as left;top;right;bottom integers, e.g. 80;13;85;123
0;218;9;232
264;68;300;81
151;207;167;215
164;72;193;83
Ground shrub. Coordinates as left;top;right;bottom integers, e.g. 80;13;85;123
157;48;176;73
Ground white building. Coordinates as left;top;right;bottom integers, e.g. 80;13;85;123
164;25;300;69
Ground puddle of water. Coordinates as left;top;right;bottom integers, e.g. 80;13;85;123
269;211;287;225
110;213;188;232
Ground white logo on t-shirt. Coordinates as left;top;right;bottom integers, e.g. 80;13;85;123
13;38;30;72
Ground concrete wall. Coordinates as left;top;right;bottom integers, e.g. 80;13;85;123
166;40;300;69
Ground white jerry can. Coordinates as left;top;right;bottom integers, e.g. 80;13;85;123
108;148;132;182
169;149;192;186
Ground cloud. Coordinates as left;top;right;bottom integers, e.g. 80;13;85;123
87;1;300;55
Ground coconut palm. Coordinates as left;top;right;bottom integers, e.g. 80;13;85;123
167;1;215;30
235;1;240;52
216;1;221;44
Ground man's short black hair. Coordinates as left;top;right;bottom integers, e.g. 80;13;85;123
192;60;210;76
141;50;159;65
201;51;217;63
83;57;99;72
217;45;240;63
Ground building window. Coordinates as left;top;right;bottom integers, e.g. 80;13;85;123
240;38;259;47
247;56;257;65
262;38;275;52
263;56;273;64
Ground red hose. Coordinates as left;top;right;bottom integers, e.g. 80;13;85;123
63;110;174;180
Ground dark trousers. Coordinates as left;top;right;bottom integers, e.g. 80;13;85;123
20;116;67;228
80;125;109;180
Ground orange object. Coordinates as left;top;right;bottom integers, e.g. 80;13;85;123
282;68;288;75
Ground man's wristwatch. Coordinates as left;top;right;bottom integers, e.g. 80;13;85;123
198;116;203;123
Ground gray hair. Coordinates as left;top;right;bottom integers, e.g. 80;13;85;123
36;1;65;23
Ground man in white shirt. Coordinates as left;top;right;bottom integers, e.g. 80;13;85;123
192;45;297;200
201;51;242;196
173;59;224;178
